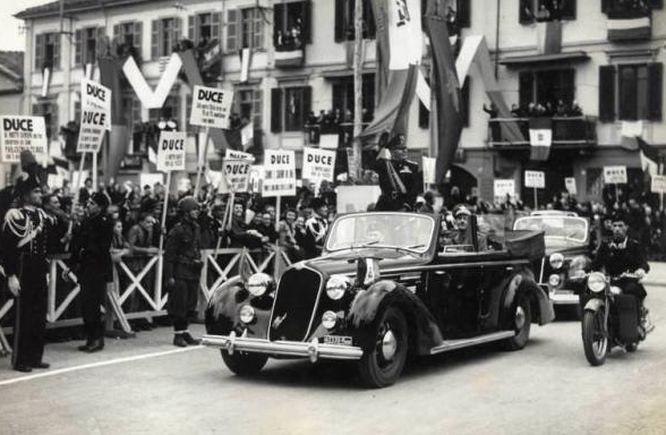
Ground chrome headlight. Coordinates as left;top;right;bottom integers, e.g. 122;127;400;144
321;311;337;329
326;275;352;300
246;273;274;297
548;274;561;287
239;304;255;324
587;272;607;293
549;253;565;270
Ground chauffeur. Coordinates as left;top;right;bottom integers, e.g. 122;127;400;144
374;134;421;211
164;196;202;347
75;192;114;353
1;168;54;372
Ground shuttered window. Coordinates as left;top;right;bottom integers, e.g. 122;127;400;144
457;0;471;28
34;32;60;70
74;27;105;66
273;1;312;49
618;63;662;121
226;8;264;51
235;88;263;127
598;65;616;122
114;21;143;57
334;0;376;42
271;88;283;132
270;86;312;132
151;17;182;59
188;12;222;44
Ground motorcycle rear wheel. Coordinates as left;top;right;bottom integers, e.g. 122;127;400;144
582;310;608;366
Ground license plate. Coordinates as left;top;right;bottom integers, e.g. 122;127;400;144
555;290;574;295
323;335;353;346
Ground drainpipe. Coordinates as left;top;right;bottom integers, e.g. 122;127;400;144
494;0;500;79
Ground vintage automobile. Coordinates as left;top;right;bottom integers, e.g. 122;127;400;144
202;212;554;387
513;213;592;313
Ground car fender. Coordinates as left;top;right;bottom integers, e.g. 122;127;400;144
503;271;555;326
348;280;444;355
584;297;605;313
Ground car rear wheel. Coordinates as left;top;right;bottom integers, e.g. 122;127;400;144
504;294;532;351
221;351;268;376
358;306;408;388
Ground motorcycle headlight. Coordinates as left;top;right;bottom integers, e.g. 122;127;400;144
246;273;274;297
549;253;565;270
321;311;337;329
548;274;561;287
326;275;352;300
587;272;607;293
239;304;255;324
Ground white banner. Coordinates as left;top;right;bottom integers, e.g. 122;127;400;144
262;150;296;197
494;179;516;200
249;165;263;193
529;129;552;147
190;85;234;129
81;79;111;130
319;134;339;150
240;48;251;83
603;166;627;184
225;148;255;162
0;116;47;163
651;175;666;193
219;158;251;193
422;156;436;185
122;54;182;109
524;170;545;189
71;170;90;189
303;147;336;183
241;122;254;146
77;108;107;153
388;0;422;70
156;131;186;172
565;177;577;195
621;120;644;138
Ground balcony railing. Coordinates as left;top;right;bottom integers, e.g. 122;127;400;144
488;116;597;147
605;2;652;41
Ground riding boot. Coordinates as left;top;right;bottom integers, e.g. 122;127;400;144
640;305;655;334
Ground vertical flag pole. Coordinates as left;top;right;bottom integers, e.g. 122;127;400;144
615;183;620;204
92;151;98;191
275;195;282;232
533;187;538;210
156;170;172;308
65;152;88;251
193;128;210;199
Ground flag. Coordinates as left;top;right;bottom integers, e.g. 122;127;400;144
607;7;651;42
41;67;51;97
426;0;463;183
240;48;251;82
529;118;552;161
241;122;254;149
637;136;659;176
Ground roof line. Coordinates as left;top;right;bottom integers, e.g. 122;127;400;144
14;0;156;20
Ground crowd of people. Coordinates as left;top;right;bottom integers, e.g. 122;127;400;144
483;100;584;120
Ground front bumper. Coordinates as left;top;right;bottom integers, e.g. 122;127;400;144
550;290;579;305
201;332;364;363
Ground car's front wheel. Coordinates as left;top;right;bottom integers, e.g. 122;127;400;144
221;351;268;376
504;294;532;351
358;306;408;388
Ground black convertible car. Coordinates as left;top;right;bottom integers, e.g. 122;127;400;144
202;212;554;387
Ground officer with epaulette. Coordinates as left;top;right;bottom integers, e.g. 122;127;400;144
164;196;203;347
374;134;421;211
304;197;329;258
74;192;114;353
0;167;54;372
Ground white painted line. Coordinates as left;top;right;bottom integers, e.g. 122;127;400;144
0;346;205;387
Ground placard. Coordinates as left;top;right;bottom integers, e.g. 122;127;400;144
494;179;515;200
156;131;186;172
603;166;627;184
81;79;111;130
189;85;234;128
225;149;255;162
320;134;340;150
0;116;47;163
77;108;107;153
651;175;666;193
565;177;577;195
262;150;296;197
422;156;436;184
249;165;263;193
524;170;545;189
220;159;251;193
302;147;336;183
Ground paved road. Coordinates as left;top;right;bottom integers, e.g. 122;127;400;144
2;266;666;435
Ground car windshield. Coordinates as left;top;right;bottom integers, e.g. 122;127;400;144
513;216;588;242
325;213;435;254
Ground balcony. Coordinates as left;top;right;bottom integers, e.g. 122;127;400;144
488;116;597;148
604;2;652;41
274;40;305;69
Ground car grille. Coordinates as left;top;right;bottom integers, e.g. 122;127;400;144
268;267;322;342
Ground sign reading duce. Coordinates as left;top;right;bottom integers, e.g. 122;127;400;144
0;116;47;163
189;85;234;129
524;170;545;189
302;147;336;183
219;159;252;193
494;179;516;200
565;177;577;195
81;79;111;130
156;131;186;172
262;150;296;197
77;108;107;153
603;166;627;184
651;175;666;194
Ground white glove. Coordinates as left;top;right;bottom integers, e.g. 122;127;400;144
377;148;392;160
635;268;647;281
8;275;20;297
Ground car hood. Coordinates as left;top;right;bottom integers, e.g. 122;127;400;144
296;249;430;277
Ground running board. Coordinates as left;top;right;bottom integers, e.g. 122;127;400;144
430;331;516;355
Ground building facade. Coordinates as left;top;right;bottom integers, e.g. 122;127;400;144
14;0;666;202
0;51;24;186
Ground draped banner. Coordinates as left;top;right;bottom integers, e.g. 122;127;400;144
370;0;390;97
99;57;127;185
122;53;183;109
387;0;422;70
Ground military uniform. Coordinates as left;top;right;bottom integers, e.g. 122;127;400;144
304;214;328;258
0;202;54;370
374;151;421;211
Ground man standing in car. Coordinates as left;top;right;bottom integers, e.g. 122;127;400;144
374;134;421;211
304;198;329;258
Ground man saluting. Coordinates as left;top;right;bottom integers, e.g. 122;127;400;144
373;134;421;211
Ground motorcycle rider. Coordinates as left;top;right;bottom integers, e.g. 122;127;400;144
591;213;654;334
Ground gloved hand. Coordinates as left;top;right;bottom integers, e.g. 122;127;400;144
376;148;392;161
8;275;20;297
635;268;647;281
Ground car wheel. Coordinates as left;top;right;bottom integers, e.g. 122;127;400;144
358;306;408;388
582;309;608;366
504;294;532;351
221;350;268;376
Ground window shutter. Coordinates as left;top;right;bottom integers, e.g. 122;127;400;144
253;10;264;49
151;19;160;59
74;30;82;66
601;0;610;13
418;102;429;128
457;0;471;28
212;13;221;42
96;27;107;59
113;24;120;43
302;86;312;128
188;15;195;41
52;34;61;69
518;71;534;109
519;0;533;24
254;89;263;126
49;102;59;141
619;66;637;120
599;65;616;122
648;63;663;121
461;77;470;127
363;0;376;39
335;0;344;42
562;0;576;19
650;0;662;9
35;34;44;69
271;88;283;132
134;22;143;52
173;17;182;44
226;9;238;52
303;0;312;43
273;3;284;46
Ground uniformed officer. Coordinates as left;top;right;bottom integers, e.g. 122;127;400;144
303;197;329;258
164;196;203;347
374;134;421;211
74;192;114;353
0;170;54;372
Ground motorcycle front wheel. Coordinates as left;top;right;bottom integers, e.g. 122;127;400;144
582;309;609;366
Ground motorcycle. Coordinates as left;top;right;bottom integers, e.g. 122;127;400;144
579;271;649;366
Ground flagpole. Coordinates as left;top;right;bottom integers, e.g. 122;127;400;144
65;152;88;251
194;128;210;198
351;0;364;180
533;187;538;210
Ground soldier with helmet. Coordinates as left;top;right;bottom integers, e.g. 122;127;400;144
164;196;203;347
0;153;55;372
